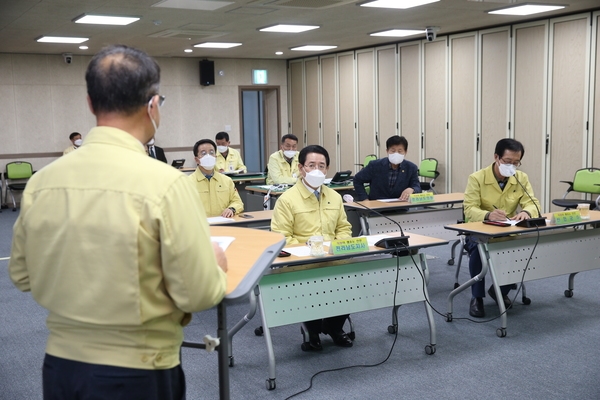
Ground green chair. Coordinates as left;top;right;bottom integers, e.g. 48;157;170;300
551;168;600;210
418;158;440;194
5;161;33;211
355;154;377;170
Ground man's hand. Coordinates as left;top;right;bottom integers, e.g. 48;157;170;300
221;208;234;218
212;242;228;272
511;211;530;221
488;209;507;221
399;188;414;202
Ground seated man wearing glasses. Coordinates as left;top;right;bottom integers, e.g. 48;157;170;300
271;145;353;351
463;138;541;318
189;139;244;218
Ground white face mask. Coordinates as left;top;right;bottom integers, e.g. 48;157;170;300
283;150;297;159
388;152;405;165
199;154;216;170
217;145;228;153
147;138;155;146
73;139;83;147
497;161;516;177
304;169;326;188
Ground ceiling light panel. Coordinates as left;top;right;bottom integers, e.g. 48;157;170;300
74;15;140;25
37;36;89;44
260;24;319;33
361;0;439;9
153;0;234;11
194;42;242;48
370;29;424;37
291;45;337;51
488;4;565;16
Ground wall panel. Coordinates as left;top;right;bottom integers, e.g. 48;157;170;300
423;40;447;192
449;34;477;193
338;52;356;172
594;13;600;168
289;60;305;148
548;16;590;210
399;44;420;160
357;49;375;166
321;56;338;173
305;58;320;147
376;46;397;156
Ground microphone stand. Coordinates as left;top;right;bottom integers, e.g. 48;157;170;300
513;175;546;227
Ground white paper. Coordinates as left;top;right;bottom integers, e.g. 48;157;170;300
377;198;405;203
211;236;236;251
207;216;235;224
284;241;331;257
324;178;332;184
257;185;273;189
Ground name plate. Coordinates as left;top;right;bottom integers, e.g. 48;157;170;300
409;192;435;204
551;210;582;225
329;237;369;255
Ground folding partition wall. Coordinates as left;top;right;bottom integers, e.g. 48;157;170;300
287;11;600;210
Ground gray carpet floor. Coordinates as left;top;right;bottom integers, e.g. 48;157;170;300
1;210;599;399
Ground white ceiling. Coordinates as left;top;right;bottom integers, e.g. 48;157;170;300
0;0;598;59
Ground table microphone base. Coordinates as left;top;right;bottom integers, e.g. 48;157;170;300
516;217;546;228
375;236;410;256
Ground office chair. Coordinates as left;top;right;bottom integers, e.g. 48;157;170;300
551;167;600;210
355;154;377;169
418;158;440;194
5;161;33;211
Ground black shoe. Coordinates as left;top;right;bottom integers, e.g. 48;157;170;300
488;286;512;309
307;332;322;351
328;330;353;348
469;297;485;318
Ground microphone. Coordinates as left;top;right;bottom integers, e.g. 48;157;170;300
512;174;546;228
343;194;410;253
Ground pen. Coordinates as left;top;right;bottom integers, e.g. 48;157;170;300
493;205;498;209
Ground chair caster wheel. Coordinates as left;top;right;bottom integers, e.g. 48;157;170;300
453;282;460;289
266;378;276;390
425;344;436;355
447;259;455;266
228;356;234;367
300;342;311;352
348;332;355;340
254;326;264;336
387;325;397;334
564;289;573;298
522;296;531;305
496;328;507;338
446;313;453;322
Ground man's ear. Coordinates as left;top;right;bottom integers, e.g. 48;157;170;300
86;95;95;114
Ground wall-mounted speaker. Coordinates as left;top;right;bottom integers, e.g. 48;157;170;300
200;59;215;86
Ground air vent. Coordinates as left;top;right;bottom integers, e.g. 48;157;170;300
149;30;225;40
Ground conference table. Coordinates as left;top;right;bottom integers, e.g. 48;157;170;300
344;193;464;242
236;232;448;390
181;226;285;400
444;211;600;337
207;209;273;230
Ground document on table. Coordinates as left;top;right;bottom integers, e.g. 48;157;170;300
284;242;331;257
211;236;236;251
208;216;235;224
377;198;405;203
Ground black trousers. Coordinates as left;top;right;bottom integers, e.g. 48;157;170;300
465;237;512;298
304;314;349;335
42;354;186;400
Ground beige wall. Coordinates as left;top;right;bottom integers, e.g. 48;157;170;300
0;54;288;170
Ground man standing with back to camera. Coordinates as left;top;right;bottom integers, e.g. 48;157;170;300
9;45;228;400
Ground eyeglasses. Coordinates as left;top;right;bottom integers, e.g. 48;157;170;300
500;157;521;167
149;94;166;107
197;149;216;157
302;163;327;172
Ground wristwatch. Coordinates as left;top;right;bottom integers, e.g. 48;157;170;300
228;207;236;214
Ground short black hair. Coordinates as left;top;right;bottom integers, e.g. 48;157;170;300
86;45;160;116
494;138;525;159
299;145;330;167
215;132;230;142
69;132;81;140
193;139;217;157
386;135;408;151
281;134;298;144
